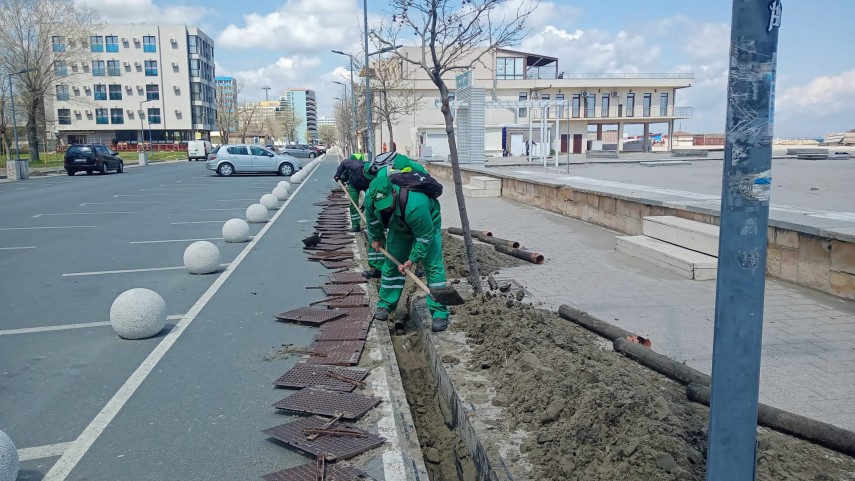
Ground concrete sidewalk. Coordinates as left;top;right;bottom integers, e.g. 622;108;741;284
436;181;855;432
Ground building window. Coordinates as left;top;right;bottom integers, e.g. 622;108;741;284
145;60;157;76
189;59;201;77
541;93;550;118
146;84;159;101
92;60;105;77
518;92;527;118
109;84;122;100
643;93;652;117
107;60;121;76
143;35;156;52
626;93;635;117
601;94;610;118
572;94;580;118
52;36;65;52
190;82;202;101
94;84;107;101
110;108;124;124
95;108;108;124
584;93;595;118
555;94;564;118
54;61;67;76
90;36;103;52
496;57;524;80
57;109;72;125
147;108;161;124
105;35;119;52
660;93;669;116
56;85;69;101
188;35;199;54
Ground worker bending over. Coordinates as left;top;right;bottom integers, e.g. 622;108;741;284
333;153;384;277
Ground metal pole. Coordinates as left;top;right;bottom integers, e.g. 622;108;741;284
349;56;356;156
706;2;781;480
9;74;21;161
362;0;372;160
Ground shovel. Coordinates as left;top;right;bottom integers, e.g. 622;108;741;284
338;180;464;306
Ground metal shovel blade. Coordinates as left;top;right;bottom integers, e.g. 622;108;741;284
429;286;465;306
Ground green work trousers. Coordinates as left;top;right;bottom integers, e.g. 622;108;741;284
347;184;361;228
377;230;448;320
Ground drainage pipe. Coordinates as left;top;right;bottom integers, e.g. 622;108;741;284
447;227;492;238
475;235;520;249
558;305;634;341
614;338;711;387
494;244;544;264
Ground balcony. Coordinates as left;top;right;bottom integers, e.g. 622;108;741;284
92;68;106;77
108;67;121;76
144;44;156;53
109;93;122;100
55;67;68;77
52;44;66;52
56;92;69;101
532;105;693;121
96;116;108;124
106;44;119;53
145;68;158;77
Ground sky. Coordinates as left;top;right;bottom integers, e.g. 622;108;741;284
80;0;855;139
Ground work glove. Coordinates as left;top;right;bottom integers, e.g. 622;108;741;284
334;175;340;182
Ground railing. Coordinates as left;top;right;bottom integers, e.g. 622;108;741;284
55;67;68;76
96;116;108;124
52;44;65;52
532;105;693;120
146;93;159;101
108;67;121;76
106;44;119;53
92;68;105;77
56;93;69;101
109;93;122;100
557;73;694;80
144;45;156;53
94;93;107;100
145;68;158;76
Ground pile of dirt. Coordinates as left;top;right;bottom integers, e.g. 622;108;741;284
442;231;524;277
450;291;855;481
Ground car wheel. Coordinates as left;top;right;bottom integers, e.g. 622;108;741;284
217;163;235;177
308;152;316;158
100;162;108;175
278;162;294;176
117;161;124;173
66;169;75;176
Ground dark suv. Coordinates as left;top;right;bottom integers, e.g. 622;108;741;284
64;144;124;176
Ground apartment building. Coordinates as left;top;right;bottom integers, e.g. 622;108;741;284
215;76;237;131
376;47;693;159
47;25;217;147
281;89;318;144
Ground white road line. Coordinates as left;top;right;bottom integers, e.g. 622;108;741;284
0;226;96;231
139;188;204;191
43;162;321;481
33;212;131;218
18;442;73;461
0;315;184;336
114;194;187;198
0;246;36;250
199;208;245;211
170;220;227;225
62;264;229;277
216;198;257;202
130;237;223;244
81;201;163;206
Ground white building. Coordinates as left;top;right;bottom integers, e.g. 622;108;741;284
47;25;217;147
375;47;693;159
281;89;318;144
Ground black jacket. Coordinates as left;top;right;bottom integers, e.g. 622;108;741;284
335;159;371;191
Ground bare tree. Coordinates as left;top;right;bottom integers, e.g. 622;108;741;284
216;80;242;144
0;74;12;162
370;53;423;147
279;106;302;144
0;0;99;163
375;0;535;292
318;123;336;147
236;102;259;143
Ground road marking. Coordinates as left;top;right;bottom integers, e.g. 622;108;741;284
0;226;96;231
18;442;73;461
170;220;227;225
81;201;163;206
62;263;229;277
139;188;204;191
0;315;184;336
216;198;257;202
43;161;322;481
0;246;36;250
114;193;187;198
130;237;223;244
33;212;131;218
199;208;245;211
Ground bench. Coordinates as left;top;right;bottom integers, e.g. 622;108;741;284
585;150;619;159
672;149;708;157
786;148;827;156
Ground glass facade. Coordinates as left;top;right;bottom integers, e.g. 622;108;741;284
497;57;524;80
143;36;156;52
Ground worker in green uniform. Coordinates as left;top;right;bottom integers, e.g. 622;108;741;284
364;174;449;332
363;151;426;182
334;153;384;277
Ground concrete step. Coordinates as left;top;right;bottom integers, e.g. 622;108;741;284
469;175;502;190
616;235;718;280
462;185;501;198
642;216;720;257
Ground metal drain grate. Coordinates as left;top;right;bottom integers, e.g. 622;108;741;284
274;363;369;392
306;340;365;366
275;307;346;325
263;417;384;461
262;463;374;481
308;251;353;260
316;318;371;341
327;272;368;284
273;388;381;420
325;295;369;308
320;260;356;269
321;284;366;296
318;238;353;246
332;307;373;323
304;244;346;252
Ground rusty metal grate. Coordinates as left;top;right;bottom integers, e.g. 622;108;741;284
327;272;368;284
273;363;369;392
304;244;346;252
273;387;381;420
321;284;365;296
308;251;353;260
320;260;356;269
262;463;374;481
316;318;371;341
318;238;353;246
325;295;369;308
306;340;365;366
332;307;373;323
263;417;384;461
275;307;346;325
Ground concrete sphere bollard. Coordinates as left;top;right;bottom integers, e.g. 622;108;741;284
109;288;167;340
0;429;18;481
183;241;222;274
246;203;268;223
272;186;289;201
260;193;279;210
291;171;303;184
277;181;291;191
222;218;250;243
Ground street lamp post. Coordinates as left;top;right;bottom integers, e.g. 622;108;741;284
139;99;154;165
333;80;353;156
331;51;357;154
7;68;37;179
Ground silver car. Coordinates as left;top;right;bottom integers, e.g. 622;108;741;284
206;144;302;177
279;144;317;158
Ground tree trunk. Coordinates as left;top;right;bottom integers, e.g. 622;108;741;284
26;99;40;164
437;79;482;293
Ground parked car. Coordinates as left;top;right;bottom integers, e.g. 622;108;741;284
64;144;124;176
187;140;212;161
206;144;302;177
280;144;317;158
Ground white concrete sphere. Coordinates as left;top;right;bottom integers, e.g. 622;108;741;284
260;193;279;210
0;429;17;481
277;181;291;190
222;218;250;243
272;186;289;201
183;241;222;274
110;288;167;340
246;203;268;223
291;171;303;184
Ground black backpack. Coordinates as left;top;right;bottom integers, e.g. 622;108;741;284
390;171;442;224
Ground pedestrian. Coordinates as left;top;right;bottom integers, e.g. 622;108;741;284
334;153;384;278
364;174;450;332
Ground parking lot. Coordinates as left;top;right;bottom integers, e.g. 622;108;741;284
0;159;343;479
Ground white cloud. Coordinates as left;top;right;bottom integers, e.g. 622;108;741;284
778;69;855;118
521;26;660;73
227;55;324;97
76;0;212;25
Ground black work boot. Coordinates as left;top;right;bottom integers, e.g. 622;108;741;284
351;225;361;233
431;317;449;332
361;269;381;279
373;307;389;322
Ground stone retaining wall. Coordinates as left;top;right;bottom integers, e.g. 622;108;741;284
428;163;855;300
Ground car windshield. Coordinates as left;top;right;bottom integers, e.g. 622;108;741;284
68;146;93;155
211;146;220;154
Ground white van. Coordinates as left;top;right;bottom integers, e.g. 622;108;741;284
187;140;212;161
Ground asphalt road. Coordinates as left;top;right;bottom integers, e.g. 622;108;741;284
0;157;350;480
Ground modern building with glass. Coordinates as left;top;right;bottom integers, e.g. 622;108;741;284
280;89;317;144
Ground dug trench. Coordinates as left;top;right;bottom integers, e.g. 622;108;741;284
364;232;855;480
